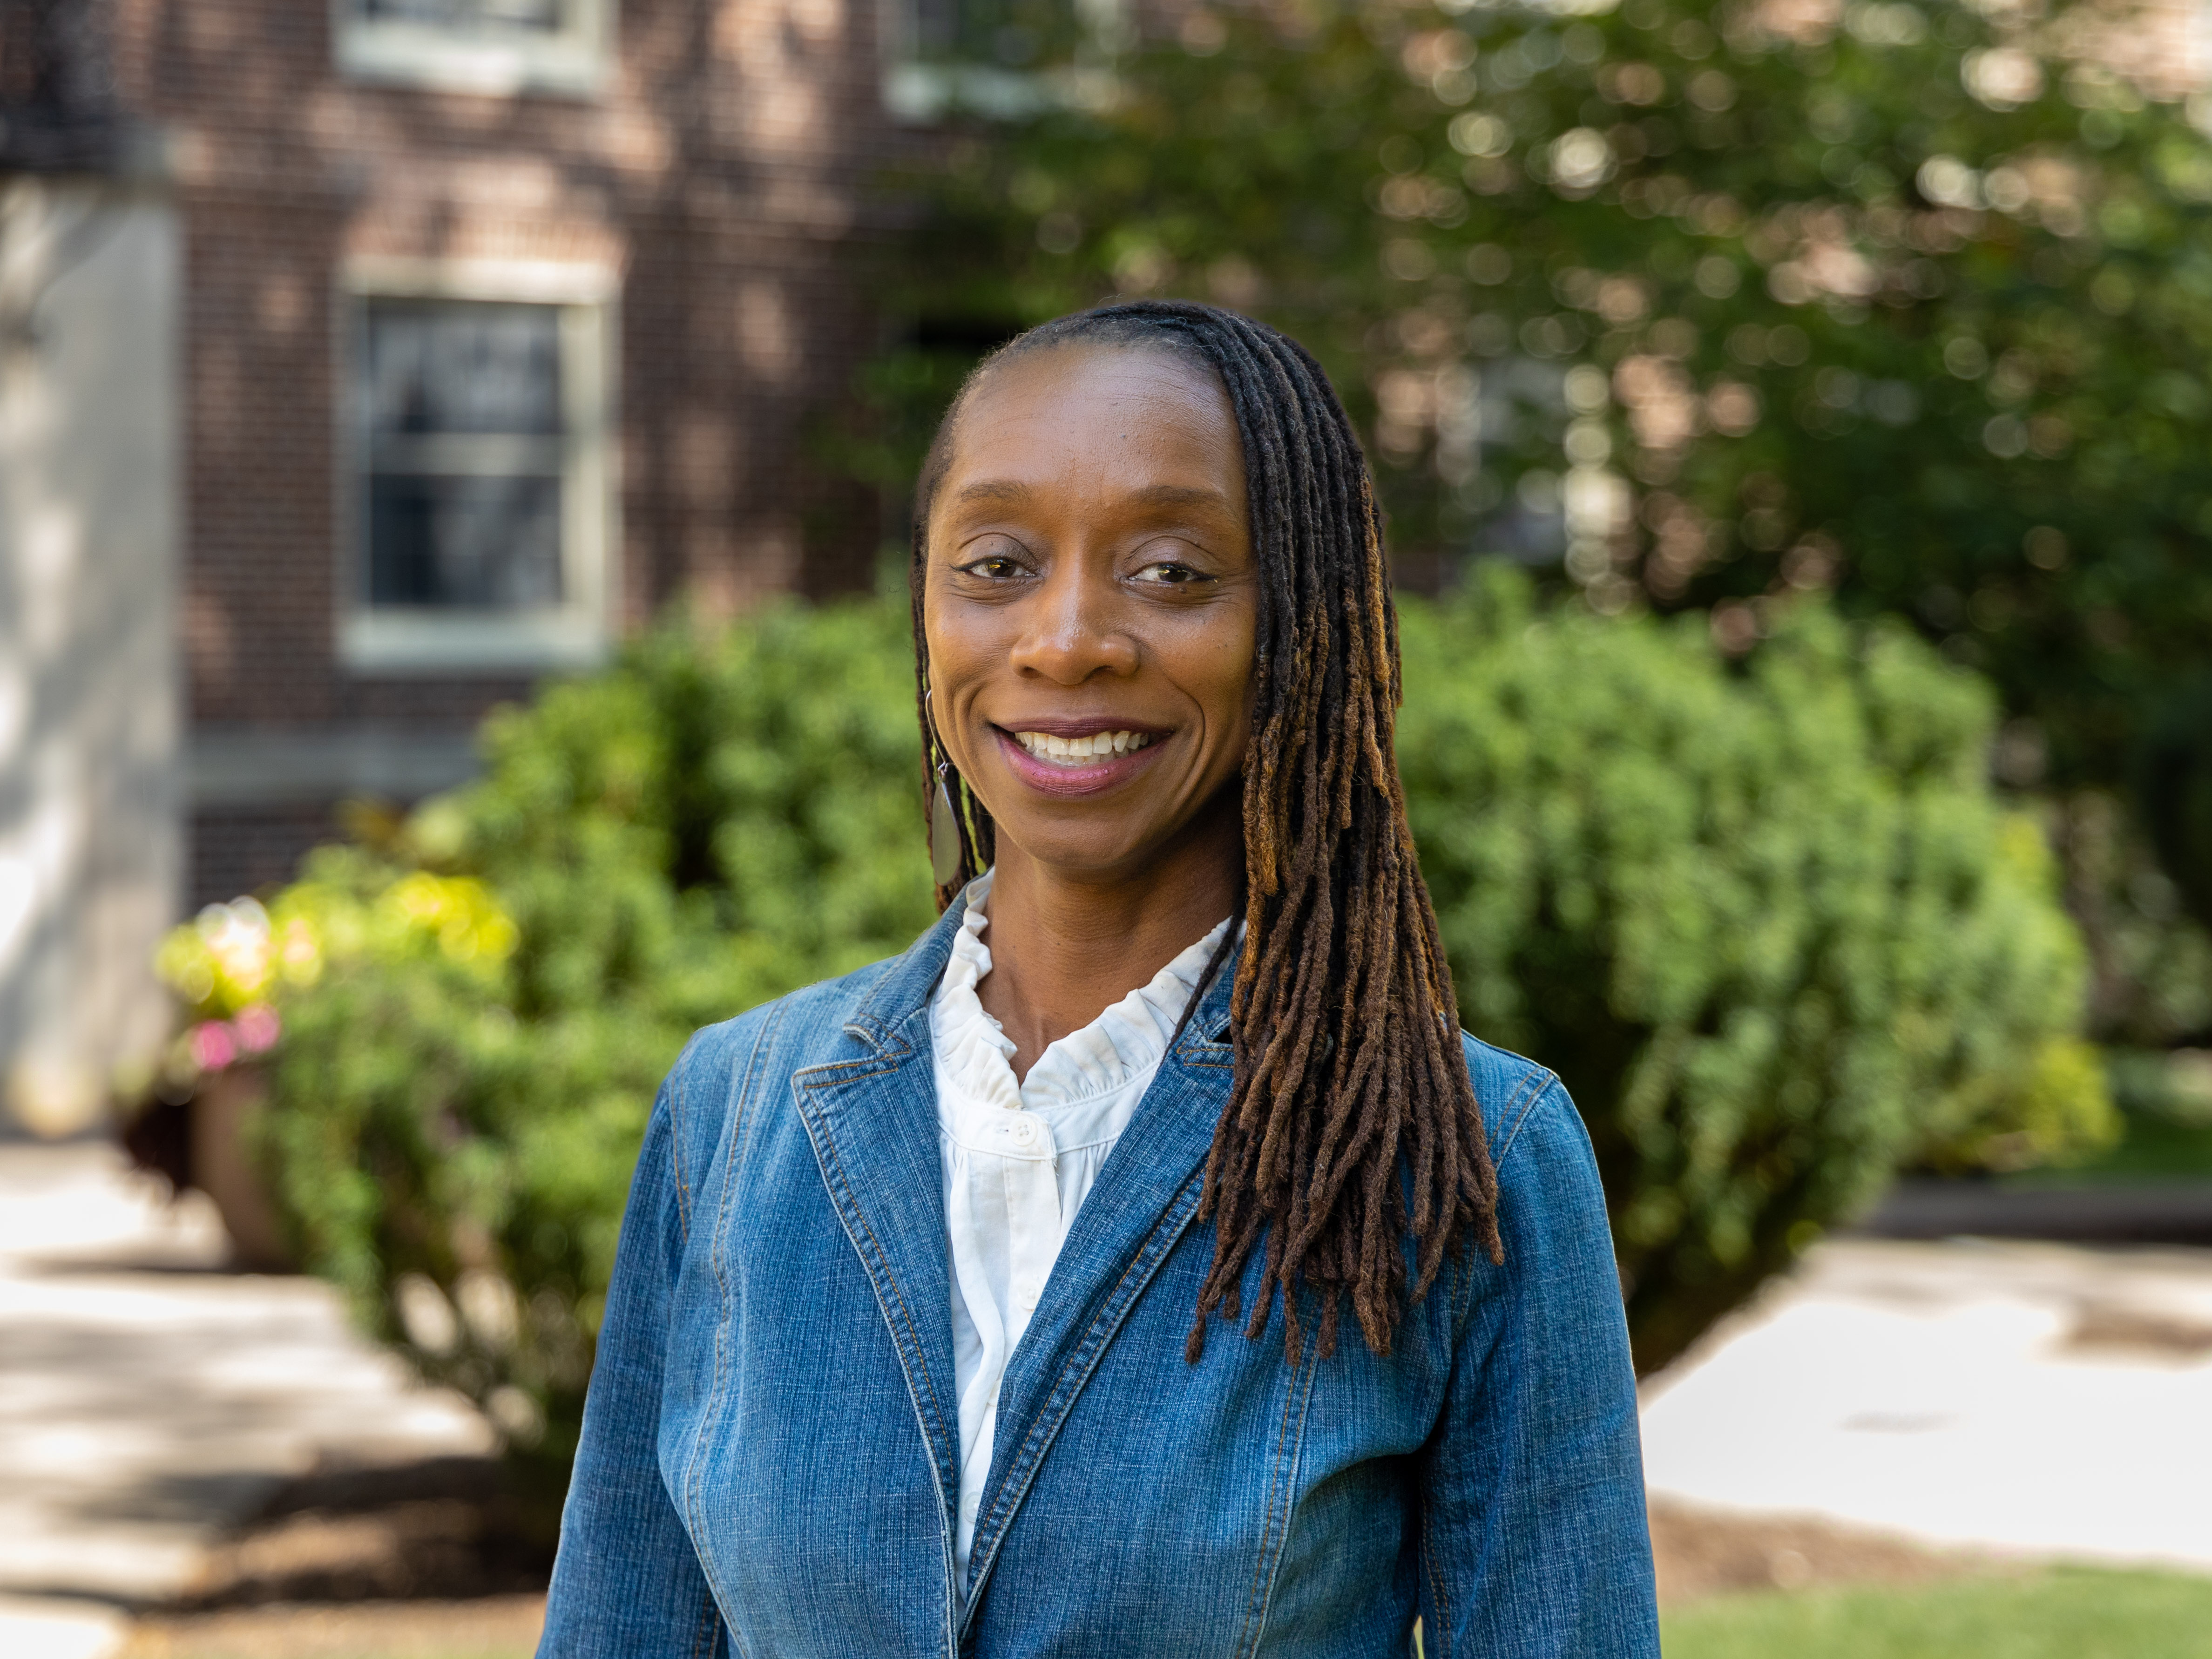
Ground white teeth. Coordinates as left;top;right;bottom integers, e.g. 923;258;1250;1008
1014;730;1155;765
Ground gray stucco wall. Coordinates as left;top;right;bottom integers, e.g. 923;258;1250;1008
0;178;180;1137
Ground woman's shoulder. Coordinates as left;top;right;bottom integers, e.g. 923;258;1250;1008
641;951;922;1184
661;905;962;1106
1457;1030;1597;1188
671;951;913;1088
1455;1032;1616;1294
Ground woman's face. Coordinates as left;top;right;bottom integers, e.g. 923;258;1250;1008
923;343;1258;885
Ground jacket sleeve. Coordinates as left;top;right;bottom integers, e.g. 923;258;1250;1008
1416;1077;1661;1659
538;1070;731;1659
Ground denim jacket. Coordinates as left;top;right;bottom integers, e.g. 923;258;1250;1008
539;903;1659;1659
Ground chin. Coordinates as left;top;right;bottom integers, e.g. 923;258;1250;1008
985;815;1181;883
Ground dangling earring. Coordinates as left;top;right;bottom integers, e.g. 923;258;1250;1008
924;686;966;889
930;762;964;888
924;686;964;890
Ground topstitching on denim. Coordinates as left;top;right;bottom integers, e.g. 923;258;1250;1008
1227;1310;1322;1659
677;1002;788;1655
795;1048;965;1657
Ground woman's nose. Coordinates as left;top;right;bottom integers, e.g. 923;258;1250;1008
1007;564;1139;684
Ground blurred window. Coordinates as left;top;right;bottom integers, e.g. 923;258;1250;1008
885;0;1102;122
342;271;616;674
906;0;1084;68
361;0;564;31
363;302;565;611
335;0;611;96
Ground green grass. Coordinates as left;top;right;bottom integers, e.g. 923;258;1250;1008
1661;1568;2212;1659
2047;1110;2212;1181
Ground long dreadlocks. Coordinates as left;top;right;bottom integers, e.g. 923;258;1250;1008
909;299;1502;1363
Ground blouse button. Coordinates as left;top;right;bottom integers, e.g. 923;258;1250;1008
1010;1117;1038;1147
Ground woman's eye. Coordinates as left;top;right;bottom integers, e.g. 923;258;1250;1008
957;544;1030;579
1132;558;1209;587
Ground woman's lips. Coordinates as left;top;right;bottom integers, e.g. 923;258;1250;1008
993;725;1170;797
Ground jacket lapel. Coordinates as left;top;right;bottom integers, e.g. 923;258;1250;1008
959;949;1242;1625
791;906;968;1612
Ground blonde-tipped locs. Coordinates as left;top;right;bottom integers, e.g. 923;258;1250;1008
910;300;1502;1362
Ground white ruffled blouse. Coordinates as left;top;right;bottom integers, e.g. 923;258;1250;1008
929;872;1233;1585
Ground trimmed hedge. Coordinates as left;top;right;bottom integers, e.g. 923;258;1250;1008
161;580;2108;1465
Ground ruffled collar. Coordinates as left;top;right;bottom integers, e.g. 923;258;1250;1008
929;872;1234;1121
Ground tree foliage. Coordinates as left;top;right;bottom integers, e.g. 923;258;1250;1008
867;0;2212;934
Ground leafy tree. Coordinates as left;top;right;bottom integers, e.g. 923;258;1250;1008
865;0;2212;950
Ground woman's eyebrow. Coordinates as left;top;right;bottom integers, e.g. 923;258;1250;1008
1127;483;1234;513
951;479;1031;507
950;480;1234;513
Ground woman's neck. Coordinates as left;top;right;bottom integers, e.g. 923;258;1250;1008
974;795;1240;1082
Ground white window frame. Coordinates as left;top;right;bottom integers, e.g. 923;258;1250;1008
338;257;620;677
332;0;614;99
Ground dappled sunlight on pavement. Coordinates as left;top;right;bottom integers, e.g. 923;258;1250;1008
0;1144;494;1657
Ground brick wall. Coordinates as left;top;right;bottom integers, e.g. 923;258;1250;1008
105;0;899;903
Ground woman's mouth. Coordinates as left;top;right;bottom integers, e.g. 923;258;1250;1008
994;725;1169;796
1011;729;1157;766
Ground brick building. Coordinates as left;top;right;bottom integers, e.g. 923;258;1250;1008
159;0;902;904
1;0;915;1132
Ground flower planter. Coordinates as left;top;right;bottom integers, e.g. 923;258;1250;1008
191;1064;294;1272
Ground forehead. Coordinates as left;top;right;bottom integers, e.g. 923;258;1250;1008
941;342;1244;496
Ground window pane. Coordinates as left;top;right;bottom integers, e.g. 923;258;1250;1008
357;0;568;34
368;474;563;608
911;0;1081;66
366;300;561;436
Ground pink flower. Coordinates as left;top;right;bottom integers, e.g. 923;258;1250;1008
234;1003;281;1054
190;1021;237;1073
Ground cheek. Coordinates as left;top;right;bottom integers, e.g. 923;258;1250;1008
920;603;961;737
921;589;985;694
1198;615;1259;756
921;591;1003;772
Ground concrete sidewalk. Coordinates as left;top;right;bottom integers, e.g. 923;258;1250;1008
0;1142;493;1659
1641;1235;2212;1571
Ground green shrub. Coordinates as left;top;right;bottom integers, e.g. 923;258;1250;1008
219;603;936;1473
191;584;2106;1466
1398;571;2110;1371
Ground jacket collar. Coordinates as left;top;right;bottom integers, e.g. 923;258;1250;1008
839;890;974;1056
791;966;962;1649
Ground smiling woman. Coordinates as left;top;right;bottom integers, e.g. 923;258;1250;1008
539;302;1659;1659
